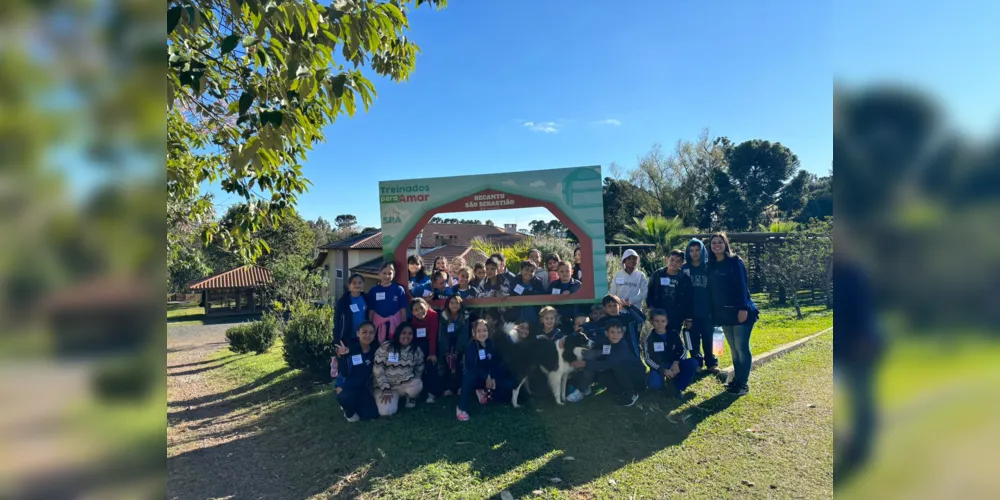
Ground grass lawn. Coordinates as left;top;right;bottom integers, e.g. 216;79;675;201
167;304;205;326
168;312;833;499
713;304;832;369
835;333;1000;498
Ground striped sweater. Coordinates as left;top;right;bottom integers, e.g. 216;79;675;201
372;342;425;391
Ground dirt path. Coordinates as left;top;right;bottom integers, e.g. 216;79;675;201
166;323;238;457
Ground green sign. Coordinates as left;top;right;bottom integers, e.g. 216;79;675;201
378;166;607;306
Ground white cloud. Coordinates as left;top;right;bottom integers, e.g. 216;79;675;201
594;118;621;126
522;121;560;133
501;179;517;187
529;180;546;188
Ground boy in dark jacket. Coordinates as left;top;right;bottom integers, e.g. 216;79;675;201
583;295;644;359
548;260;583;331
681;238;717;372
333;321;380;422
647;249;694;335
644;309;697;400
570;319;645;406
506;260;545;324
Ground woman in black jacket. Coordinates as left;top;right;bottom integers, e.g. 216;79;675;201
333;321;380;422
707;233;760;396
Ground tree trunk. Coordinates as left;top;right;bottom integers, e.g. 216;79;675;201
792;290;803;319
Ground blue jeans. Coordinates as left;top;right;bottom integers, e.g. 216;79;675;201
647;358;698;393
723;321;754;387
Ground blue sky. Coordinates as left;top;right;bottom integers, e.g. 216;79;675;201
210;0;836;228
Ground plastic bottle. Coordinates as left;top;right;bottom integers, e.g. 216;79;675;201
712;326;726;356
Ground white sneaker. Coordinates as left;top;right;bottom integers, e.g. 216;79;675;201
565;389;584;403
405;397;416;409
345;413;360;422
580;386;592;397
426;394;436;404
442;390;454;397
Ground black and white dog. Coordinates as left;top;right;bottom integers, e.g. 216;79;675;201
493;322;593;407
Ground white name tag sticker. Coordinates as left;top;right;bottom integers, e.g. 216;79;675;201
551;289;561;295
616;277;625;285
514;284;525;295
660;277;670;286
416;328;427;338
351;354;363;365
653;342;664;352
602;345;611;355
422;289;432;298
376;292;386;301
349;304;360;313
387;352;399;363
478;349;486;360
447;323;455;333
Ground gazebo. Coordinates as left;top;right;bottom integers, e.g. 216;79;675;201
187;265;272;316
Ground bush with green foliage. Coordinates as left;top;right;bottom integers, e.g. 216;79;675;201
282;302;334;378
243;313;280;354
470;237;533;273
225;323;252;354
530;235;577;265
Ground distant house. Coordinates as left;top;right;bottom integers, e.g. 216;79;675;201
187;265;272;316
313;224;527;302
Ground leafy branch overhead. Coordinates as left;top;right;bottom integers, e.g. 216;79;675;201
167;0;446;264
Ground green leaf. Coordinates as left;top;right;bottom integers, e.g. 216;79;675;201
330;73;347;98
238;91;255;116
242;35;259;47
220;34;240;55
167;6;182;34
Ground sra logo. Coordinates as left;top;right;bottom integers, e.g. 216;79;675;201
382;215;402;224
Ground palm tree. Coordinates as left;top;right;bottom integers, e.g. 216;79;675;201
614;215;694;253
759;220;799;233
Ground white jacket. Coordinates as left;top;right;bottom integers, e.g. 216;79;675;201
610;269;648;307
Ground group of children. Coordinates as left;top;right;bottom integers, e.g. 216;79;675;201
331;235;759;422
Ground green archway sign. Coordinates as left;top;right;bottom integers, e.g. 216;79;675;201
378;166;608;307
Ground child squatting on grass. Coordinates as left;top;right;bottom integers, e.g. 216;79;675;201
456;319;514;421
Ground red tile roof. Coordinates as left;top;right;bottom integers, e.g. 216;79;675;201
187;265;272;290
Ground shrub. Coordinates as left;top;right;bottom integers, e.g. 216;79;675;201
225;323;253;354
244;313;280;354
470;237;533;273
282;301;334;378
531;235;576;265
605;253;622;288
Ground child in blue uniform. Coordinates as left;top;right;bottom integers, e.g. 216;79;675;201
407;255;430;292
644;309;697;400
571;319;645;406
548;260;582;331
506;260;544;324
456;319;513;421
333;321;380;421
367;262;408;343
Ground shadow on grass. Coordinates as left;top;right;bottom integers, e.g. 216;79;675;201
168;354;237;370
167;312;262;325
167;365;295;417
167;365;739;498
